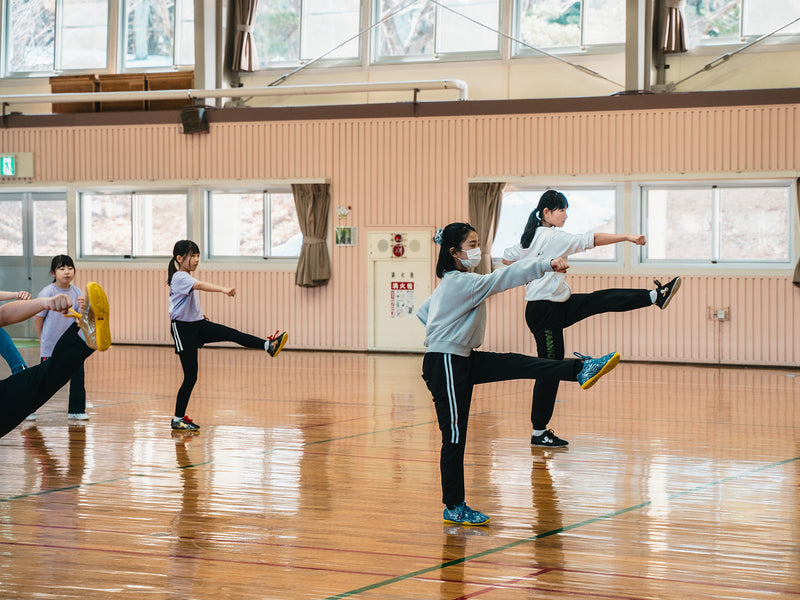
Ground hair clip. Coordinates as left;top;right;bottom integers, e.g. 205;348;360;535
433;228;444;245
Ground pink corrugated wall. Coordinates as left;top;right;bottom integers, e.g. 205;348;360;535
3;104;800;363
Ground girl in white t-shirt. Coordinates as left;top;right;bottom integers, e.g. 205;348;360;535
167;240;288;431
503;190;681;448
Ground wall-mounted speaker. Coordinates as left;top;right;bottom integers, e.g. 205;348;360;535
180;106;209;134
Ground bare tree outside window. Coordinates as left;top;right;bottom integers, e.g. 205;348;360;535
125;0;176;68
377;0;435;57
6;0;56;72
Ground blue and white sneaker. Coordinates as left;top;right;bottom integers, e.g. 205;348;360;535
443;502;490;526
575;352;620;390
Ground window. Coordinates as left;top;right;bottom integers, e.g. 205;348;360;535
207;191;302;258
641;183;792;264
375;0;500;61
4;0;109;74
0;199;23;255
123;0;195;69
684;0;800;47
253;0;361;68
80;191;187;257
493;186;618;261
514;0;625;54
33;199;68;256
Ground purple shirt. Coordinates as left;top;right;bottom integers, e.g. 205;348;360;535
169;271;203;322
37;283;82;358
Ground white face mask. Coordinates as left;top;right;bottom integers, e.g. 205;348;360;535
458;247;482;268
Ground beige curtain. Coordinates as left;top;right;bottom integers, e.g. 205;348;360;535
231;0;259;72
468;182;505;274
794;179;800;287
292;183;331;287
662;0;688;54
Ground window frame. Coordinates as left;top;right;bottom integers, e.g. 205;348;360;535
78;188;190;259
491;182;624;267
638;179;796;269
205;188;302;261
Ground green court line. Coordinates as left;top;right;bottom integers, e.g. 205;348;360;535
323;455;800;600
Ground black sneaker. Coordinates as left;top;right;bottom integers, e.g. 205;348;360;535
267;330;288;357
531;429;568;447
654;276;681;309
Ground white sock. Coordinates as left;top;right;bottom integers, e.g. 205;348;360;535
649;290;657;303
533;429;546;437
263;341;269;351
172;416;182;422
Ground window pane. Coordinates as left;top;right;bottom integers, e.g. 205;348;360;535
742;0;800;36
61;0;108;69
518;0;581;49
33;201;68;256
685;0;741;44
376;0;435;58
254;0;301;67
436;0;500;53
583;0;625;45
125;0;176;68
0;201;24;256
269;193;302;257
302;0;360;60
177;0;195;65
719;187;789;261
645;188;712;260
209;193;264;257
133;194;187;256
493;189;616;261
6;0;56;72
81;194;132;256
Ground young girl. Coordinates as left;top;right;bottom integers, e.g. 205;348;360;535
0;289;31;376
503;190;681;448
31;255;89;421
168;240;288;431
417;222;620;526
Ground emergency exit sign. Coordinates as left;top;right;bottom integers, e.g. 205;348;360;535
0;153;33;177
0;155;14;176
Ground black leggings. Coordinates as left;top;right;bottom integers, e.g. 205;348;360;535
173;320;267;418
525;288;651;429
0;323;93;438
422;351;581;508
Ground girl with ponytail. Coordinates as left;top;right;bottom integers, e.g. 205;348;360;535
503;190;681;448
167;240;288;431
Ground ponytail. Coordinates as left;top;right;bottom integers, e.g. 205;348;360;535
168;240;200;285
434;222;477;278
520;190;569;249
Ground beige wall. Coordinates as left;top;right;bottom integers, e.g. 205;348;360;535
1;100;799;365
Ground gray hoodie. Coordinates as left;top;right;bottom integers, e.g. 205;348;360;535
416;255;553;357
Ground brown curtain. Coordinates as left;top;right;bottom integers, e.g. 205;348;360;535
292;183;331;287
662;0;688;54
468;182;505;274
794;179;800;287
231;0;259;72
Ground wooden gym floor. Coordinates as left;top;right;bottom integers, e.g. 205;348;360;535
1;343;798;599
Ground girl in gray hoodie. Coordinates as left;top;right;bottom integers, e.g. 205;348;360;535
417;222;620;526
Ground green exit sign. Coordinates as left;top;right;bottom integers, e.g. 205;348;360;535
0;155;15;176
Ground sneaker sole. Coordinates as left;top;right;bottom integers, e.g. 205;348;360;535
269;333;288;357
580;352;620;390
86;282;111;352
443;517;490;526
659;277;682;310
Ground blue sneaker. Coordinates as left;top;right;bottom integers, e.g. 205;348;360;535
575;352;620;390
443;502;490;526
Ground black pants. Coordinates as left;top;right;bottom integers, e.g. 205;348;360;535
525;288;651;429
171;319;267;418
40;357;85;414
0;323;94;438
422;351;581;508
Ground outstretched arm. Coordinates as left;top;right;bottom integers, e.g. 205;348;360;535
192;281;236;297
594;233;646;246
0;295;72;327
0;290;31;302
